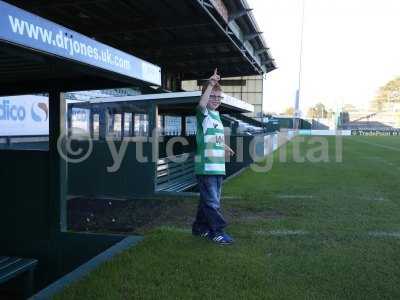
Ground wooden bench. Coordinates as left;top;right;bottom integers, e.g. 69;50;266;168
156;153;197;192
0;256;38;298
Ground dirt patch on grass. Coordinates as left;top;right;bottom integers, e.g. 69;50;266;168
68;197;196;234
68;196;284;234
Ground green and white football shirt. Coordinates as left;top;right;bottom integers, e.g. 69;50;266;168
195;106;225;175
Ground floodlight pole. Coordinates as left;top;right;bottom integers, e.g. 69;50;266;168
294;0;306;130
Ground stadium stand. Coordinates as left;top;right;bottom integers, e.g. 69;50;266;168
342;110;400;130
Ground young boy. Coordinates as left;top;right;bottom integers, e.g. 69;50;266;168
192;69;235;245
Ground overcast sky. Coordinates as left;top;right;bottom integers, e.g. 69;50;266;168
248;0;400;114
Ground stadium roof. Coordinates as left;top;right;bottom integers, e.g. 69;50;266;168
5;0;276;81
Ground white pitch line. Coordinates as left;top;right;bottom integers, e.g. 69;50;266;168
361;156;396;167
365;197;386;202
256;229;309;236
350;138;400;152
276;195;314;199
368;231;400;238
160;226;191;233
222;196;243;200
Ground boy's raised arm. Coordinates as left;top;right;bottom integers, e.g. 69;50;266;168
198;68;220;109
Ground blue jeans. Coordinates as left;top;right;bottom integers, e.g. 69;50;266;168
192;175;227;234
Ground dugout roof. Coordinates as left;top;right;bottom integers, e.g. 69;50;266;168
81;91;254;114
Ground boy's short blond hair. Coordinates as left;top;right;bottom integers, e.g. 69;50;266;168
202;81;222;94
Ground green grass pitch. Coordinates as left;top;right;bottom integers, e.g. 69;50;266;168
55;136;400;300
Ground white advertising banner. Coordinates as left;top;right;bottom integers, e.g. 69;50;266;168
0;1;161;86
299;130;352;136
0;95;49;136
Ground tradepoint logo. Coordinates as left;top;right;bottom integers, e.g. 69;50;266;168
0;100;26;121
31;102;48;122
